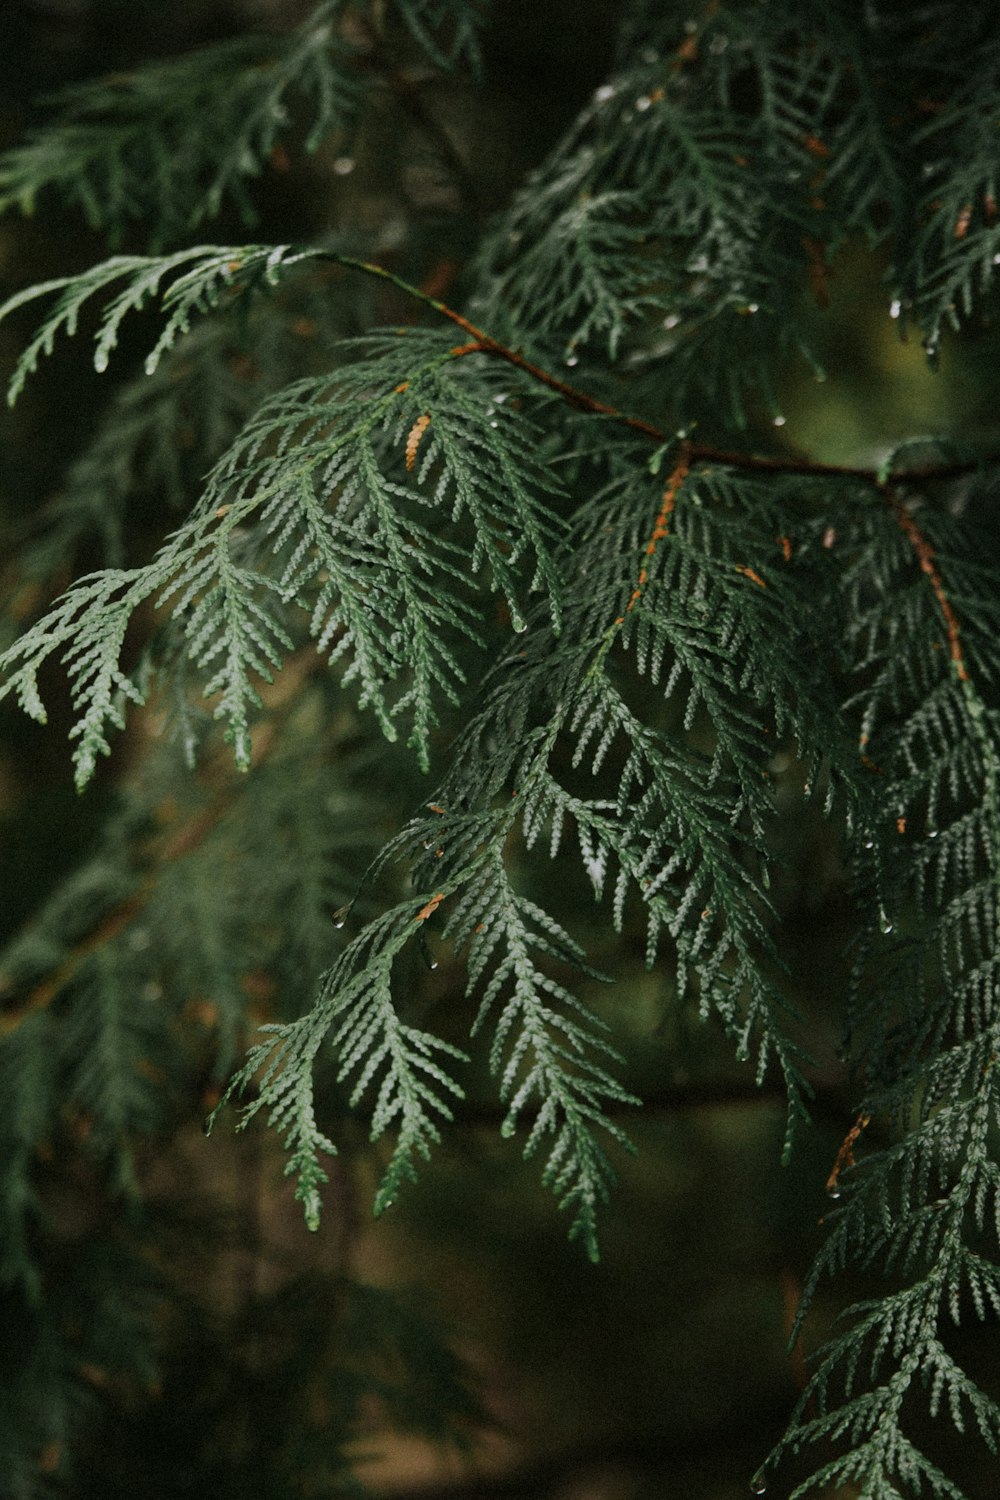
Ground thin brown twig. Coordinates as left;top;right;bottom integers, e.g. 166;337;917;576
825;1111;871;1197
413;281;980;677
333;252;1000;489
886;488;970;682
618;443;692;621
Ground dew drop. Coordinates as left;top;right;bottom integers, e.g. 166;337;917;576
635;94;653;111
93;348;109;374
511;615;528;634
922;335;940;370
332;156;355;176
594;83;616;103
993;253;1000;265
750;1471;767;1495
890;298;901;319
746;302;759;314
878;908;894;936
490;419;499;427
144;351;159;376
332;904;351;929
773;414;786;427
863;839;874;850
428;959;439;971
565;354;579;367
927;828;939;839
663;313;681;330
826;1184;842;1201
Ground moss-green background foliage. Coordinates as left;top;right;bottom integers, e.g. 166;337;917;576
2;3;1000;1498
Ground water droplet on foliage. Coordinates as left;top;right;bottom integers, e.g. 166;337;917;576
863;839;874;850
922;335;940;370
927;828;939;839
773;414;786;427
333;156;355;176
663;313;681;329
826;1183;842;1200
511;615;528;634
878;908;894;935
746;302;759;314
93;349;109;374
594;84;616;103
890;298;901;319
750;1472;767;1495
565;354;579;367
332;904;351;928
636;95;653;111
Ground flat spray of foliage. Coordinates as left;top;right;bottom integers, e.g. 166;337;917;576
2;1;1000;1496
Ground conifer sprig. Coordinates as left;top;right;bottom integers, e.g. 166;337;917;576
0;243;323;404
0;8;357;246
765;494;1000;1497
0;0;489;248
0;324;564;779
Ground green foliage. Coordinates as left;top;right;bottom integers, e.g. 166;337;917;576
3;1;1000;1496
0;0;488;248
765;494;1000;1497
0;301;563;782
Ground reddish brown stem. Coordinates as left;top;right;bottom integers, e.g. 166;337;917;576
886;490;970;682
825;1112;871;1196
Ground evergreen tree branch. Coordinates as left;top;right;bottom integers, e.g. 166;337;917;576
5;239;998;491
764;489;1000;1498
